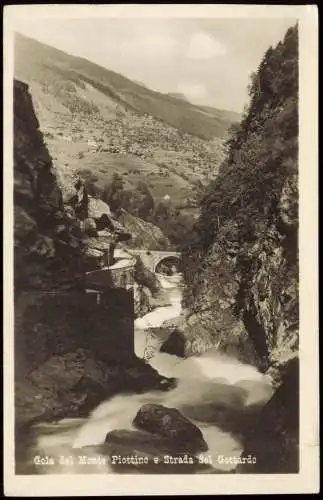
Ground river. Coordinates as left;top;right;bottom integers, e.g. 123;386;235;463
18;275;273;474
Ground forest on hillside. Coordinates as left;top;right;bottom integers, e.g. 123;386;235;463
82;171;200;249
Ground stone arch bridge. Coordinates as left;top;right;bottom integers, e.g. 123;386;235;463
128;249;182;273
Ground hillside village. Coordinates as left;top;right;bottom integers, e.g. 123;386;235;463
32;78;226;194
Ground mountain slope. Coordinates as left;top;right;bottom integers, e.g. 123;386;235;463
197;105;241;123
14;33;236;141
14;33;236;212
167;92;191;103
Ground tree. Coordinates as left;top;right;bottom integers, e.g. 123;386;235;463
102;173;124;213
127;181;155;219
149;200;195;249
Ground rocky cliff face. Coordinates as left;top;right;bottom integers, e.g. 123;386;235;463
118;209;170;250
237;356;299;473
14;80;85;291
13;80;174;430
182;216;298;376
180;26;299;472
14;79;123;288
182;26;299;381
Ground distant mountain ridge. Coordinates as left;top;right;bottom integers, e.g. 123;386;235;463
133;80;148;89
167;92;190;103
14;33;238;140
197;105;241;124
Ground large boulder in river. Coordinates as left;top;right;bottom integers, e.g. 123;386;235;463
104;429;211;473
133;404;208;453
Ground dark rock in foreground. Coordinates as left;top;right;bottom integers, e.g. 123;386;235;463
120;360;177;394
160;330;185;357
236;356;299;473
133;404;208;453
15;351;177;427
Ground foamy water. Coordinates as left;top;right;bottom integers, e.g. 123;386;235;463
21;275;273;474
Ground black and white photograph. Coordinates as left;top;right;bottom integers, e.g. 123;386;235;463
3;4;319;496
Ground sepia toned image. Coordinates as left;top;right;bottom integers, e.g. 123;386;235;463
3;4;319;496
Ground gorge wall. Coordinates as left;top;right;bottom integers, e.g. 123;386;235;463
179;25;299;472
182;26;299;380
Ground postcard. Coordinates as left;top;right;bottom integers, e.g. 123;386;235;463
3;4;319;496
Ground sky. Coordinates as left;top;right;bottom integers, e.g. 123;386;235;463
13;16;296;113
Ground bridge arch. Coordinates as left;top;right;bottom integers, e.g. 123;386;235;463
128;249;181;274
154;255;182;274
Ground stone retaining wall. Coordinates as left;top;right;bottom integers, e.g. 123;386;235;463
15;289;134;380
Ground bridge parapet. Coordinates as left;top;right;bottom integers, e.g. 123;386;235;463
83;249;181;290
84;258;136;292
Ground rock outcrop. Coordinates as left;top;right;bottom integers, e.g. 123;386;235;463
237;356;299;473
133;404;208;453
14;80;85;291
160;330;186;358
15;349;176;427
182;222;298;373
118;209;170;250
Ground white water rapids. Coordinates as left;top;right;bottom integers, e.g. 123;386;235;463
21;276;273;474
